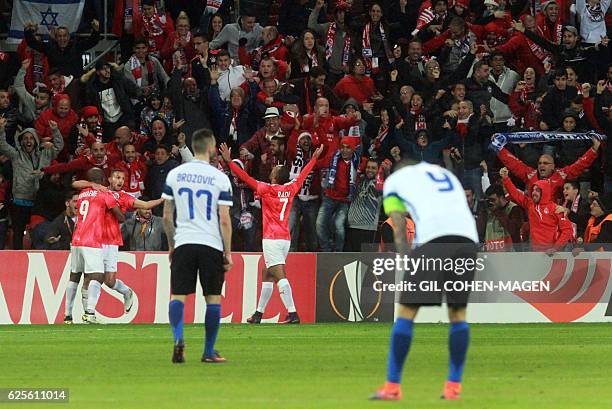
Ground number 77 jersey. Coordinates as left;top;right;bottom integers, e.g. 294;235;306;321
162;160;233;252
382;162;479;246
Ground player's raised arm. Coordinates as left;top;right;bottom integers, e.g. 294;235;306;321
218;204;233;272
293;145;324;188
220;143;258;191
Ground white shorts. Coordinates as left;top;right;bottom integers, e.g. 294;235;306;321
102;244;119;273
71;246;104;274
262;239;290;268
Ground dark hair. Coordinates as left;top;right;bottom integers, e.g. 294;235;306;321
192;128;216;154
564;180;580;190
473;60;489;72
571;95;584;105
292;29;324;70
553;68;568;79
133;37;148;47
463;185;475;193
271;135;286;148
86;167;105;184
155;144;171;154
207;13;224;39
150;116;169;137
65;190;78;201
48;68;62;77
349;56;365;73
36;88;53;99
309;66;327;79
490;51;505;60
274;166;290;184
241;9;257;18
193;31;209;42
485;184;505;198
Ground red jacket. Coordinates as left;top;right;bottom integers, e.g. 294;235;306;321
43;153;122;180
503;178;574;250
239;36;289;67
117;158;147;197
35;106;78;161
301;114;359;167
498;146;598;201
333;75;377;105
495;33;545;75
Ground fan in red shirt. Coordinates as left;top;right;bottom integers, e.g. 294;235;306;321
72;168;164;321
65;168;124;324
220;142;323;325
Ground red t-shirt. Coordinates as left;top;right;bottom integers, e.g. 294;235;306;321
103;190;136;246
71;188;118;248
325;159;350;202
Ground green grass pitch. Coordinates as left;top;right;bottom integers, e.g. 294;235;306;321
2;323;612;408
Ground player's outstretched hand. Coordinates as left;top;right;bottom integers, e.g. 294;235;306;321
313;144;324;159
219;143;231;163
223;252;233;272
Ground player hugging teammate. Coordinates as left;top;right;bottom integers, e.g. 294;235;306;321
64;167;163;324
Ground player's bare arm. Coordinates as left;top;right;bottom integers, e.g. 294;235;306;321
72;180;109;192
162;200;176;260
110;206;125;223
133;198;165;210
218;204;233;272
389;211;410;256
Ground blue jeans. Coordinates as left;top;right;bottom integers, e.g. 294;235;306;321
605;175;612;194
316;196;348;252
288;198;320;251
461;168;483;201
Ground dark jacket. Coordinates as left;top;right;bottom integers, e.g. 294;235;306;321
393;130;457;165
278;0;312;37
540;86;578;130
209;81;258;150
44;212;76;250
25;28;100;77
289;76;343;115
84;67;138;123
145;159;179;216
168;69;211;148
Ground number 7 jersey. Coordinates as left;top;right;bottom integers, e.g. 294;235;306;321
382;162;478;246
228;157;318;241
162;160;233;251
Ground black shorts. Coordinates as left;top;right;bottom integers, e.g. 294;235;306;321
399;235;478;309
171;244;225;296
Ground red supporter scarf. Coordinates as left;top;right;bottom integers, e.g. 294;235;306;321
142;9;166;52
526;33;550;61
373;125;389;151
325;23;351;68
128;55;155;87
172;31;192;69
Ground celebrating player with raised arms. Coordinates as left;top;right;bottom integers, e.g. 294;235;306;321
371;161;479;401
65;168;125;324
220;142;324;324
163;129;233;364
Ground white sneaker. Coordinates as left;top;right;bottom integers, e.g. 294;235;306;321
124;289;134;313
82;313;98;324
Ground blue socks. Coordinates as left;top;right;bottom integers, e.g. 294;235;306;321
448;321;470;382
204;304;221;358
386;318;414;383
169;300;184;344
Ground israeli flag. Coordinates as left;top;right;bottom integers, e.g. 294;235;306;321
8;0;86;44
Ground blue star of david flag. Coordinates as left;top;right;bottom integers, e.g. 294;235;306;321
8;0;85;44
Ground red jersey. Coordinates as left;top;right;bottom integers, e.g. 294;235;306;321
229;157;317;240
71;188;119;248
103;190;136;246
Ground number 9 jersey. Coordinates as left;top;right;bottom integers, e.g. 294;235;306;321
382;162;479;247
162;160;233;252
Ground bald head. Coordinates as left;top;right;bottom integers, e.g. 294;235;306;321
115;126;132;146
537;154;555;178
86;167;105;184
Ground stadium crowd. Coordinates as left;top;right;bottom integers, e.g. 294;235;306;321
0;0;610;253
